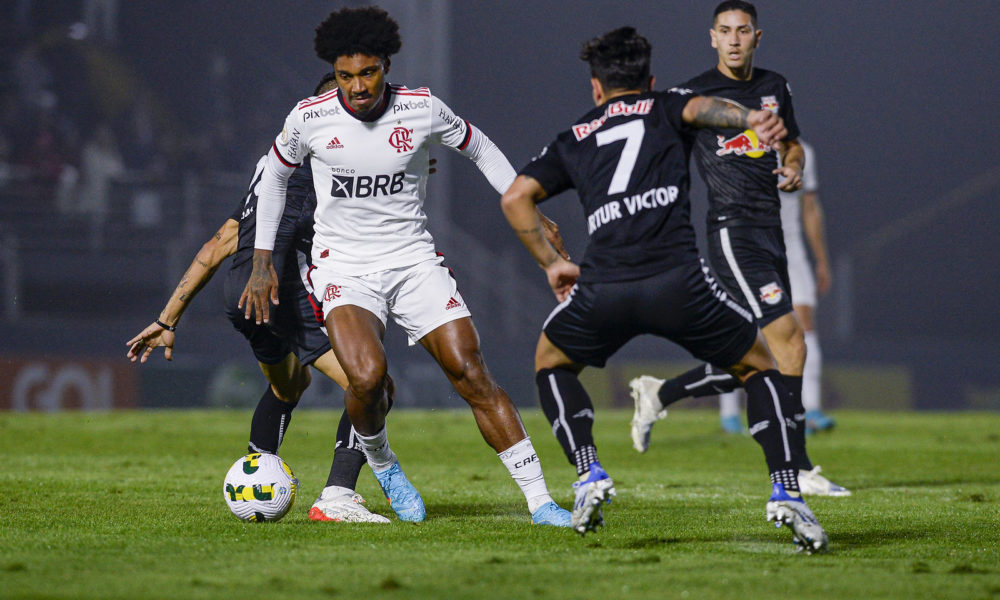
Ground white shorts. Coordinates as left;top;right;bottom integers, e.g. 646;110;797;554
309;256;472;344
784;233;816;308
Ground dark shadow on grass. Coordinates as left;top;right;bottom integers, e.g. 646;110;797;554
865;477;1000;489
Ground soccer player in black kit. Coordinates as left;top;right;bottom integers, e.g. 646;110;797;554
628;0;850;497
501;26;827;552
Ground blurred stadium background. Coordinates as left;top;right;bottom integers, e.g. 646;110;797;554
1;0;996;413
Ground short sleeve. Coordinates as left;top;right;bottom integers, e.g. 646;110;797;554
519;141;573;199
779;79;801;141
659;86;696;132
430;95;472;151
272;107;306;167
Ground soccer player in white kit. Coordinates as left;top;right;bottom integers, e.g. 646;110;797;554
240;6;571;526
719;141;835;432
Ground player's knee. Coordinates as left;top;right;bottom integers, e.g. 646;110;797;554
346;362;389;400
449;354;497;401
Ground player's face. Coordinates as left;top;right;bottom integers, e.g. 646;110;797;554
333;54;387;115
710;10;761;74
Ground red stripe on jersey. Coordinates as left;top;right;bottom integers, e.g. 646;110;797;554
390;84;430;97
458;120;473;150
299;90;339;109
271;142;300;168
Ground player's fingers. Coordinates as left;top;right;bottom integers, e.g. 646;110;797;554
140;345;154;364
164;346;173;361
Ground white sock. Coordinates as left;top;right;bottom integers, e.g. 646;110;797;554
498;437;553;514
318;485;354;501
355;427;397;473
719;389;743;418
802;330;823;412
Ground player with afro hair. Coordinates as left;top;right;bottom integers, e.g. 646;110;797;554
314;6;402;66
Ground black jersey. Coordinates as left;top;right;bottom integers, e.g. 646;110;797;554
520;89;699;283
681;67;799;229
230;156;315;268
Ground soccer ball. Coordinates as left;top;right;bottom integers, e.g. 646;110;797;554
223;453;298;522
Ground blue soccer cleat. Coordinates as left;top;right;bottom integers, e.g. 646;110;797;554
374;462;425;522
805;410;836;434
571;462;616;535
720;414;744;434
531;501;572;527
765;482;828;554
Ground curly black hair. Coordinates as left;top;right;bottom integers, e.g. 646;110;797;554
314;6;402;65
313;72;337;96
580;26;651;92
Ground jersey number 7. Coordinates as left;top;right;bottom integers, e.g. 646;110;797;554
595;120;645;195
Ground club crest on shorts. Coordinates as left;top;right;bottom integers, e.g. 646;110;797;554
759;282;784;305
324;284;341;302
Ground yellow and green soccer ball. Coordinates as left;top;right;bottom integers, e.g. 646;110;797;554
223;453;298;522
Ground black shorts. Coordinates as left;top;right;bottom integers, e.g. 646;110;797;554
543;259;757;368
223;254;331;367
707;225;792;328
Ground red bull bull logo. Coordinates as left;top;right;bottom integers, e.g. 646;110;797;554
715;129;771;159
759;282;784;305
760;95;779;113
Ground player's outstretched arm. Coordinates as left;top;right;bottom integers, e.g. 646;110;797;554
682;97;788;147
126;219;239;363
501;175;579;301
802;191;833;295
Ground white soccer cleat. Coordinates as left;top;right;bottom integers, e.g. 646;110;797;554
766;483;828;554
798;466;851;497
629;375;668;453
571;463;616;535
308;487;390;523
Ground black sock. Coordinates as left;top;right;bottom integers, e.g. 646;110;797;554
657;363;740;408
781;375;812;471
744;370;799;492
248;386;296;454
535;368;597;469
325;409;366;489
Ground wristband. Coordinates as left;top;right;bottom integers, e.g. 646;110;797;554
156;319;177;332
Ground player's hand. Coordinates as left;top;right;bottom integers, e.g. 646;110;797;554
747;109;787;147
239;250;279;324
774;165;802;192
815;260;833;296
537;208;570;261
545;258;579;302
126;322;176;363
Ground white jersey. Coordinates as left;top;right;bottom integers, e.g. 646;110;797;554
780;141;818;306
260;83;515;276
779;141;817;243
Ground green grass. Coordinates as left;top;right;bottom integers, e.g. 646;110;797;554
1;409;998;599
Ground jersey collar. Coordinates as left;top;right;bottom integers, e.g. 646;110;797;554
337;84;393;123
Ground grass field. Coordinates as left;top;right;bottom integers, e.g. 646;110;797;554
1;408;998;599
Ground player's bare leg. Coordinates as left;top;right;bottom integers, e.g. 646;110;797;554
421;318;570;526
794;303;834;433
420;317;526;450
759;311;806;376
533;333;614;534
326;305;391;436
325;305;424;521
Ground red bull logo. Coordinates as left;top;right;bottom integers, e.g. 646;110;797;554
760;95;779;113
715;129;771;159
759;282;784;305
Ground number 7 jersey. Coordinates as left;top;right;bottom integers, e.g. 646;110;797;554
519;88;699;283
271;84;476;275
